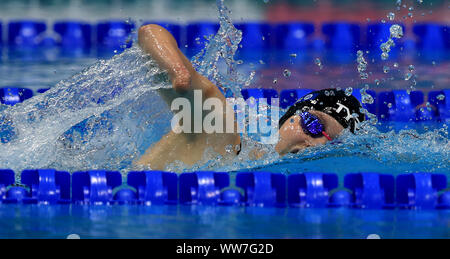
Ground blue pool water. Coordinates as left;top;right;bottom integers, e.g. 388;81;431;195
0;1;449;239
1;204;449;239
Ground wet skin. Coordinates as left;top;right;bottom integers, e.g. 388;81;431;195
136;24;344;170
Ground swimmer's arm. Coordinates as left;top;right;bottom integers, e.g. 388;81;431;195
138;24;223;102
136;24;240;170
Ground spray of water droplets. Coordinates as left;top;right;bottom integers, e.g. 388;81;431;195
380;24;403;60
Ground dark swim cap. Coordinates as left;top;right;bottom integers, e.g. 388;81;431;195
279;88;365;133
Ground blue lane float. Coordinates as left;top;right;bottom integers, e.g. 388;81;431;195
378;90;424;122
128;171;177;205
179;171;230;205
0;87;33;106
288;173;338;208
72;170;122;205
21;169;71;204
8;20;47;47
186;22;220;52
344;173;395;209
0;169;15;203
236;172;286;207
54;21;92;49
274;23;314;50
0;169;449;210
96;21;135;50
428;90;450;121
396;173;448;210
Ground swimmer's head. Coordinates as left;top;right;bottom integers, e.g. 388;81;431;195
275;88;365;155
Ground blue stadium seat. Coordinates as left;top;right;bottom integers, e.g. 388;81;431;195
127;171;177;205
279;89;313;109
241;88;279;106
0;87;33;106
179;171;230;205
413;23;449;51
54;21;92;48
236;172;286;207
322;22;361;51
97;21;134;49
142;22;182;46
288;173;338;208
8;20;46;47
428;90;450;121
235;22;272;50
274;23;314;50
72;170;122;204
397;173;447;210
378;90;423;122
21;169;71;204
344;173;395;209
186;22;219;52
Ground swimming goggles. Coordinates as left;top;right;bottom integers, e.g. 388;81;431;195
300;111;332;141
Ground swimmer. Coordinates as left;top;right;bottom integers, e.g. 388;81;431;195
136;24;365;170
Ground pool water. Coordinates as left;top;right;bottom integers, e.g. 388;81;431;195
1;204;449;239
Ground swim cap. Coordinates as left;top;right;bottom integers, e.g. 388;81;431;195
279;89;365;133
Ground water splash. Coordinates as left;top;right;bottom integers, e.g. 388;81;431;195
356;50;369;80
380;24;403;60
0;46;173;173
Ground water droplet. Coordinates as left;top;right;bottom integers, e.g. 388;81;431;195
272;78;278;84
283;69;291;78
374;79;380;85
387;12;395;21
383;66;390;73
315;58;323;69
404;72;413;81
381;52;389;60
387;103;393;108
408;64;415;72
345;87;353;96
289;53;297;58
390;24;403;39
437;94;445;101
393;62;399;68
